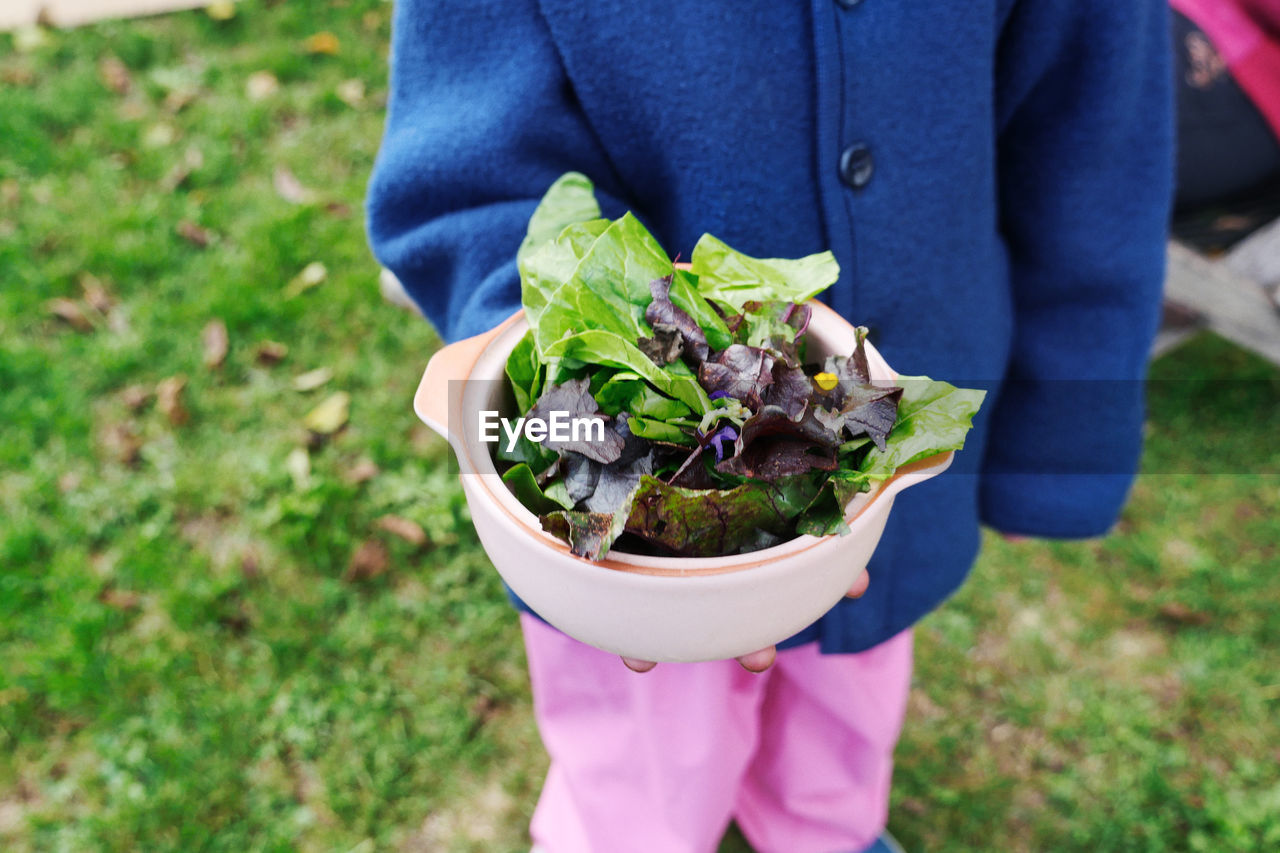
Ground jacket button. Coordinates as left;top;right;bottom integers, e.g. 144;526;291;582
839;143;874;190
835;0;863;7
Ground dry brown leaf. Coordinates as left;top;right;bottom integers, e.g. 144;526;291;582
98;586;142;611
161;146;204;192
324;201;352;218
99;56;131;95
256;340;288;364
273;166;315;205
303;392;349;435
304;32;340;56
246;70;279;101
240;547;262;582
1157;602;1211;628
80;273;113;315
2;65;36;87
176;220;211;248
376;515;428;548
344;539;389;583
344;458;380;484
47;298;93;332
202;319;229;369
283;261;327;298
156;375;189;427
120;384;151;412
292;366;333;392
102;423;143;465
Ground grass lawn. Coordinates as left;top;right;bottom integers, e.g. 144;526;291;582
2;3;1278;850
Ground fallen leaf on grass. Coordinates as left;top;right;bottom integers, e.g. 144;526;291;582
1157;602;1211;628
98;56;131;95
156;375;189;426
120;384;151;411
335;79;365;107
102;423;143;465
344;458;379;484
273;166;315;205
256;341;288;364
202;319;229;369
14;27;51;54
176;220;211;248
47;298;93;332
377;515;428;547
303;392;349;435
80;273;113;315
98;586;142;611
143;123;177;148
161;146;204;192
285;447;310;489
205;1;236;21
283;261;327;297
246;70;279;101
292;366;333;392
304;32;340;56
344;539;389;582
240;547;262;581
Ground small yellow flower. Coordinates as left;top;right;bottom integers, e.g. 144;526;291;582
814;372;838;391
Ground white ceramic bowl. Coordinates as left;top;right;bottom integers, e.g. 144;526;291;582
415;300;951;662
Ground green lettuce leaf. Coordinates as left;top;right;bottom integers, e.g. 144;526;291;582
505;330;543;413
690;234;839;311
847;377;987;488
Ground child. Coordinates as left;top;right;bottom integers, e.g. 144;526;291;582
367;2;1172;851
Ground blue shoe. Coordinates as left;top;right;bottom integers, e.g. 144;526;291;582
858;830;908;853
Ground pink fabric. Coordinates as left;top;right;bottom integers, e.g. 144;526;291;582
1173;0;1280;137
520;614;914;853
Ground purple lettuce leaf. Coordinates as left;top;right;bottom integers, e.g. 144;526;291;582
645;275;709;363
714;404;842;481
697;344;776;409
527;377;625;464
813;384;904;451
621;474;824;557
636;323;684;367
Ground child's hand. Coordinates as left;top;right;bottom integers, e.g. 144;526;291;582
620;567;871;673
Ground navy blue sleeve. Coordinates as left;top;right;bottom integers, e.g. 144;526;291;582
980;0;1173;537
365;0;628;342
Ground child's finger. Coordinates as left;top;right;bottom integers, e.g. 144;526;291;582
735;647;777;673
845;568;870;599
621;656;658;673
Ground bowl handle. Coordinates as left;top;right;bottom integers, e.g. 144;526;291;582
415;311;523;446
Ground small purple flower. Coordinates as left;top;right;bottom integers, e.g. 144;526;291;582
709;390;731;401
708;425;739;462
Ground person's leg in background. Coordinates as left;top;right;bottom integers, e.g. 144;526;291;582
1173;10;1280;210
733;630;914;853
520;614;769;853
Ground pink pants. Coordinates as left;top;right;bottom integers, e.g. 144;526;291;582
520;614;914;853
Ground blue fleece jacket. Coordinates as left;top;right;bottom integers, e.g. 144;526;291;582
366;0;1173;653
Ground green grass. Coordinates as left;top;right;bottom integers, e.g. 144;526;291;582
2;4;1278;851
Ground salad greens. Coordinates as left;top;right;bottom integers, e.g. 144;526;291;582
499;173;986;560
